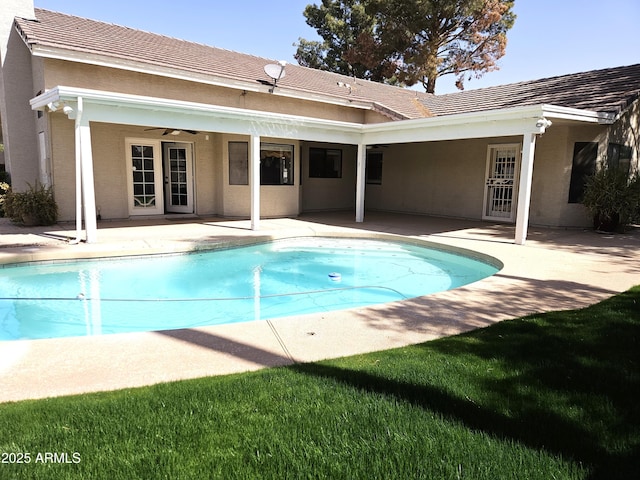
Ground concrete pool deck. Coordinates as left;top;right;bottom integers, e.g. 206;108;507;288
1;212;639;403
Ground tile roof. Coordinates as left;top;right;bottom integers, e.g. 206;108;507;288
14;9;640;121
422;63;640;117
16;9;433;120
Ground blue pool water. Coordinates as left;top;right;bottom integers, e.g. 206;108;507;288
0;237;500;340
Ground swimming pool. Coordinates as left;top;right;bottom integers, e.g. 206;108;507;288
0;237;500;340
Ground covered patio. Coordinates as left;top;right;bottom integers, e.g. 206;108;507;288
1;212;639;402
30;86;595;246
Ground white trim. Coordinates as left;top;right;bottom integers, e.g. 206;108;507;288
539;104;615;124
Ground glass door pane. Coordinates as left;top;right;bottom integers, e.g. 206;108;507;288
131;145;157;208
163;143;194;213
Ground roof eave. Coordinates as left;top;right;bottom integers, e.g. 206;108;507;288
29;44;402;118
540;104;616;124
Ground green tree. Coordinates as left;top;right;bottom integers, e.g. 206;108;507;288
296;0;516;94
295;0;397;83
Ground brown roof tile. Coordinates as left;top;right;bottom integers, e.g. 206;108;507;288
423;64;640;116
15;9;640;121
16;9;433;120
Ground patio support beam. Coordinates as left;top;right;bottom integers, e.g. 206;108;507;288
68;96;98;243
249;134;261;230
355;143;367;222
72;104;82;243
78;99;98;243
515;133;537;245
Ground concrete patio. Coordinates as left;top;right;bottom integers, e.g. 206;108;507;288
1;212;639;403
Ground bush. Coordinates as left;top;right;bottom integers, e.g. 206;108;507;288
3;181;58;226
582;165;640;232
0;180;10;218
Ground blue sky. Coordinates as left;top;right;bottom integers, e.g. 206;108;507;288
34;0;639;94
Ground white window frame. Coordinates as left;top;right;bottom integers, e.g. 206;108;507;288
125;138;164;216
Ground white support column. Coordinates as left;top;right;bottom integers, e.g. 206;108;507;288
515;133;537;245
249;134;261;231
69;96;97;244
73;108;83;243
78;115;97;243
355;143;367;223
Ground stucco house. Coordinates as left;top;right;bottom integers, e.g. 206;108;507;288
1;2;638;245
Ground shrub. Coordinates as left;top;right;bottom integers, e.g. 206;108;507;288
582;165;640;232
0;181;10;218
3;181;58;226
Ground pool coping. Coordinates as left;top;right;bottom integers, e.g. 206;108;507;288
1;214;639;403
0;230;503;269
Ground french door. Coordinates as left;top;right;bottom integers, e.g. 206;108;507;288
127;139;164;216
163;142;194;214
483;144;520;222
126;139;194;215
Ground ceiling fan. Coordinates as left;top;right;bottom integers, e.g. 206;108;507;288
144;128;199;136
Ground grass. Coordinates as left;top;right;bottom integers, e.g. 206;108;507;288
1;286;639;479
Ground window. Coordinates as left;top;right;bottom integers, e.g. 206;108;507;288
309;148;342;178
229;142;248;185
261;143;294;185
607;143;632;174
366;151;383;185
568;142;598;203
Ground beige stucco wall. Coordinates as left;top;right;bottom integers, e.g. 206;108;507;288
39;59;385;222
220;134;301;218
49;118;301;222
0;28;39;189
604;101;640;171
365;137;521;220
42;59;391;125
528;124;604;227
50;116;221;221
359;125;632;229
300;142;357;212
47;110;637;227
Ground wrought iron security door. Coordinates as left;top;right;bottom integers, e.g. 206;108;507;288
483;145;520;221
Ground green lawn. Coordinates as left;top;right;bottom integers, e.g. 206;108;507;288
1;286;639;479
